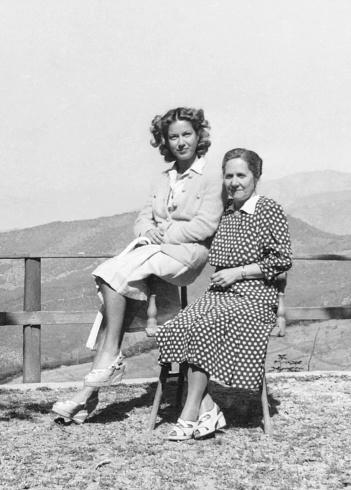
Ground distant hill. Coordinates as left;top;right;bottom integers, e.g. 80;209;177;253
1;210;351;381
0;210;350;316
1;211;351;305
259;170;351;207
286;190;351;236
259;170;351;235
0;211;138;307
0;212;138;255
287;214;351;254
0;212;139;381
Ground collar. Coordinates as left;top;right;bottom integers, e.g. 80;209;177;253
230;194;261;214
168;157;205;177
239;194;260;214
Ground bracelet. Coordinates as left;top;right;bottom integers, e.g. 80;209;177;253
241;266;247;280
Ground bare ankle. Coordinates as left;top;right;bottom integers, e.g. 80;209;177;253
180;408;199;423
93;351;120;369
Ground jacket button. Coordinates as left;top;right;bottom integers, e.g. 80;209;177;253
197;194;200;199
189;174;193;179
182;189;185;192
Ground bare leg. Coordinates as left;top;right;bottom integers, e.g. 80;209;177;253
67;386;99;405
63;283;128;405
91;282;126;370
179;365;214;422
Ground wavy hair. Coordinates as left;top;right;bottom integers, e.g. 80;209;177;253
222;148;263;185
150;107;211;162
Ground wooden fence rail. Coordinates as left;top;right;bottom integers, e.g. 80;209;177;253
1;253;351;383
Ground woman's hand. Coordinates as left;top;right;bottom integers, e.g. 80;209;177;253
211;268;242;287
145;229;165;245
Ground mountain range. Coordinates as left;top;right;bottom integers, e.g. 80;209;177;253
259;170;351;235
2;169;351;235
1;180;351;314
1;169;351;380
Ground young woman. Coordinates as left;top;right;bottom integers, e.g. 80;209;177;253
52;107;224;424
155;148;293;440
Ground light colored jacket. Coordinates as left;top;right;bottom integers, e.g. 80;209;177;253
134;159;225;270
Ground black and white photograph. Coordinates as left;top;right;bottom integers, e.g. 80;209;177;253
1;1;351;489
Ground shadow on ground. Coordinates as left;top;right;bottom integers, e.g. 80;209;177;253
0;380;280;431
91;381;281;432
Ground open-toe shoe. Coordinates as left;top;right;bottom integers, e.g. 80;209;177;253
84;352;126;387
52;395;99;424
167;418;197;441
194;403;226;440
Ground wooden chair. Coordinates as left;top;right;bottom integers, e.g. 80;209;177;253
146;273;288;434
261;273;287;433
145;276;188;431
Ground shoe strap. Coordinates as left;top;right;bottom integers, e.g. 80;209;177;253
87;353;124;376
112;352;124;365
58;400;84;408
88;367;113;375
177;418;196;429
198;403;217;421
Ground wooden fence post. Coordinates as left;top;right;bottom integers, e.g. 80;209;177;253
23;258;41;383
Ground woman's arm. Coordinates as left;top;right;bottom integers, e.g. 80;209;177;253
163;173;225;243
256;200;293;281
134;182;158;237
211;200;292;287
211;263;264;287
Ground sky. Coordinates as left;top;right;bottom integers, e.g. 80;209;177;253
1;0;351;230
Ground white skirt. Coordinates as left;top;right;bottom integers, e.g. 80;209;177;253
86;238;199;350
92;240;199;302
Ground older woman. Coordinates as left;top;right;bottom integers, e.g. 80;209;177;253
52;107;224;424
155;148;293;440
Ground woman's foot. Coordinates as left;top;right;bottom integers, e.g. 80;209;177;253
179;392;214;423
84;352;126;387
194;403;226;439
167;418;198;441
52;392;99;424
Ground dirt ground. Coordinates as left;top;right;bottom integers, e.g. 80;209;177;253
1;373;351;490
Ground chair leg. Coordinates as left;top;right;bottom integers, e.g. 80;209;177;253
147;364;169;431
261;374;272;434
175;362;186;409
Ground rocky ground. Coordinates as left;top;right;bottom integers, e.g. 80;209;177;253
2;320;351;489
1;373;351;489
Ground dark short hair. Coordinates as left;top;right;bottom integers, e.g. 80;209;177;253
222;148;263;183
150;107;211;163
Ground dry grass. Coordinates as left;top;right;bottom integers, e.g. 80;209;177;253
1;375;351;490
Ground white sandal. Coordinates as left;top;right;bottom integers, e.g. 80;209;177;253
84;352;126;387
194;403;226;439
167;418;197;441
52;395;99;424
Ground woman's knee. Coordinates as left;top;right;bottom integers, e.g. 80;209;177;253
189;364;209;377
100;281;122;302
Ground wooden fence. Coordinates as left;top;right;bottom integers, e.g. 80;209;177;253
1;253;351;383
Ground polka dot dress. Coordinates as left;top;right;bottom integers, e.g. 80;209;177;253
155;196;292;390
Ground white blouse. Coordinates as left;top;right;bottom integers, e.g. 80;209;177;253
167;157;205;210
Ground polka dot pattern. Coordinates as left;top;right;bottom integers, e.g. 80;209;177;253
155;196;292;390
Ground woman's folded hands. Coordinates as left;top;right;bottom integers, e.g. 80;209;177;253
211;268;242;287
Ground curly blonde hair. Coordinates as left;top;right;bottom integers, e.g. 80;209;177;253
150;107;211;162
